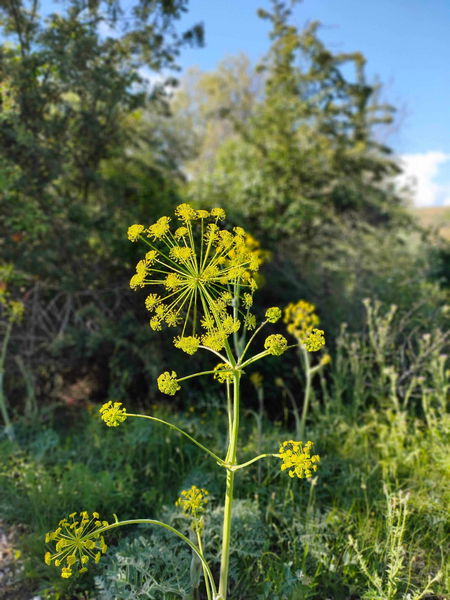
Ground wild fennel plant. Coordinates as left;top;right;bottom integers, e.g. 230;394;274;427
44;205;324;599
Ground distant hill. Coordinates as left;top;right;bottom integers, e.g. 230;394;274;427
414;206;450;241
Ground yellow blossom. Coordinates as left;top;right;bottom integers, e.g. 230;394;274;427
127;205;264;355
44;511;108;578
145;294;161;311
174;336;200;355
213;363;234;383
210;207;226;220
176;485;209;518
265;307;282;323
244;313;257;330
202;330;227;352
99;401;127;427
264;334;288;356
175;203;198;221
278;440;320;478
157;371;180;396
174;226;188;239
304;328;325;352
127;224;144;242
169;246;193;262
147;216;171;240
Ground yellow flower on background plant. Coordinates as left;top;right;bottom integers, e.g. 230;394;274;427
278;440;320;479
284;300;326;351
176;485;209;519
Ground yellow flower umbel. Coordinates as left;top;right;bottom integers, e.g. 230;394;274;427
278;441;320;479
127;204;263;352
99;401;127;427
176;485;209;519
284;300;325;352
44;511;108;578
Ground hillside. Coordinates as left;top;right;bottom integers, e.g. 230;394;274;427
414;206;450;241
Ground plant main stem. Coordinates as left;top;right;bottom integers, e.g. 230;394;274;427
300;346;311;440
218;371;241;599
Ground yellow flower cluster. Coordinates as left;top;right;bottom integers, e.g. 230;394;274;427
279;441;320;479
213;363;234;383
303;328;325;352
99;401;127;427
0;285;25;324
264;334;288;356
157;371;180;396
176;485;209;519
265;307;282;323
127;204;264;351
284;300;326;352
173;335;200;355
44;511;108;578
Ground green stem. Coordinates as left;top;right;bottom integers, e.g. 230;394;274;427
97;518;217;597
196;525;212;600
218;371;240;599
299;346;312;440
125;413;224;466
0;320;14;440
229;452;277;471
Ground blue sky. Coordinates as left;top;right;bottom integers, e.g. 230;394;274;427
176;0;450;207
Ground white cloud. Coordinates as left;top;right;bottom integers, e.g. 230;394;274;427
396;152;450;207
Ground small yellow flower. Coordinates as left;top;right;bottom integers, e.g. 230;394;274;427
145;250;158;264
157;371;180;396
127;224;144;242
145;294;161;311
174;226;189;239
210;207;226;220
176;485;209;518
130;272;146;290
244;313;257;330
164;273;182;290
174;336;200;355
320;353;331;366
278;440;320;479
222;315;240;335
264;334;288;356
304;328;325;352
169;246;193;262
99;401;127;427
150;316;162;331
243;293;253;308
147;216;171;240
202;330;227;352
44;511;109;578
175;203;198;221
196;209;210;219
213;363;234;383
265;307;282;323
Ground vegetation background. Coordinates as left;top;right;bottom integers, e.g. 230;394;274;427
0;0;448;599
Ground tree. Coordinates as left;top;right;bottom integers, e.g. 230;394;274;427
173;0;443;332
0;0;203;287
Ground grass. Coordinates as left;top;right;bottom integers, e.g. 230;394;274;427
0;300;448;599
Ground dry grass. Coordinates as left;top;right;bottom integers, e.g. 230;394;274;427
414;206;450;241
